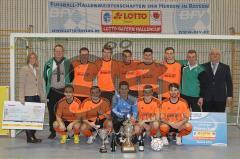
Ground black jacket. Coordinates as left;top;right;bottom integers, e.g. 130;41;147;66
199;62;233;102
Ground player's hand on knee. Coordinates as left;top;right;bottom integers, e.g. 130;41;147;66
59;123;66;131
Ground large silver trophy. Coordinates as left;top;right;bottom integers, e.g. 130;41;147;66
97;129;110;153
121;118;136;153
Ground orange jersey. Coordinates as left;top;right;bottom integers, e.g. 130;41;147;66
137;62;166;95
56;97;82;122
118;60;139;91
160;61;181;98
95;59;119;91
72;60;98;97
81;97;111;122
137;97;161;121
161;98;190;123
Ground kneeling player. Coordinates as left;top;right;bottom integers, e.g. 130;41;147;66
53;85;82;144
80;86;112;144
160;83;192;145
135;85;161;139
111;81;138;145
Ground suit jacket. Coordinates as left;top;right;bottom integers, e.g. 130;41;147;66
19;65;46;103
199;62;233;102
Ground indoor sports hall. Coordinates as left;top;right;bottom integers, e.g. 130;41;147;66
0;0;240;159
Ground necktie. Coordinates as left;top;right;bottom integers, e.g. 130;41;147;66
54;58;64;82
212;63;217;75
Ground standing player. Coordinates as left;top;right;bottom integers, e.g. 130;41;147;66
160;47;181;99
137;48;166;98
118;49;139;97
80;86;112;144
71;47;98;101
180;50;205;112
160;83;192;145
53;85;82;144
95;45;119;103
135;85;161;138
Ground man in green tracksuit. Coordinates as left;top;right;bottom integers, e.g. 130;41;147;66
43;44;73;139
180;50;205;112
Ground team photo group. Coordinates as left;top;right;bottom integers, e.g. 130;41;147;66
19;43;233;152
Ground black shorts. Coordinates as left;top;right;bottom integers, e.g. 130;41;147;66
63;121;71;132
111;114;125;133
169;126;179;133
145;122;150;125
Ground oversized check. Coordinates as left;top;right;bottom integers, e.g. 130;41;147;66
1;101;45;130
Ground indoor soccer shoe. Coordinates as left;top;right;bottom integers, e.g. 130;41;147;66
176;136;182;145
60;135;67;144
162;136;169;145
86;135;96;144
74;134;79;144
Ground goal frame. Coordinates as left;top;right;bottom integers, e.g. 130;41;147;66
9;33;240;137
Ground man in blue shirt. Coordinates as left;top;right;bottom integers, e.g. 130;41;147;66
112;81;138;145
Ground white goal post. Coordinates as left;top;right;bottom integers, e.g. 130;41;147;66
9;33;240;137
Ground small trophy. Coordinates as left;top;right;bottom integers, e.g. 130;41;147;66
97;129;110;153
121;118;136;153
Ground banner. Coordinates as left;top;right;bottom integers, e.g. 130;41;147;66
48;0;210;34
2;101;45;130
182;112;227;146
0;86;9;135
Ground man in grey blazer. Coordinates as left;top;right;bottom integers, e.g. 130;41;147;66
199;48;233;112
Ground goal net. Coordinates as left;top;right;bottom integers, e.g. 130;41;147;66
10;33;240;130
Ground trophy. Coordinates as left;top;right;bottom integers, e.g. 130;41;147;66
121;118;136;153
97;129;110;153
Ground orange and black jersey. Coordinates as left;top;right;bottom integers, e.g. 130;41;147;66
95;59;119;92
160;61;181;98
161;97;190;123
55;97;82;122
137;62;166;94
118;60;139;91
80;97;111;122
137;97;161;121
71;60;98;97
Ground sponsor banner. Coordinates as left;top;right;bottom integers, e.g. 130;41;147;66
2;101;45;130
48;0;210;34
101;10;161;33
182;112;227;146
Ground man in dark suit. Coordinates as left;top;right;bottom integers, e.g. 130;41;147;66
198;48;233;112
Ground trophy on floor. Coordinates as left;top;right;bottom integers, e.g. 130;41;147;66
121;117;136;153
97;129;110;153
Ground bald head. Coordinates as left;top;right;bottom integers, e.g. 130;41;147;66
210;48;221;63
